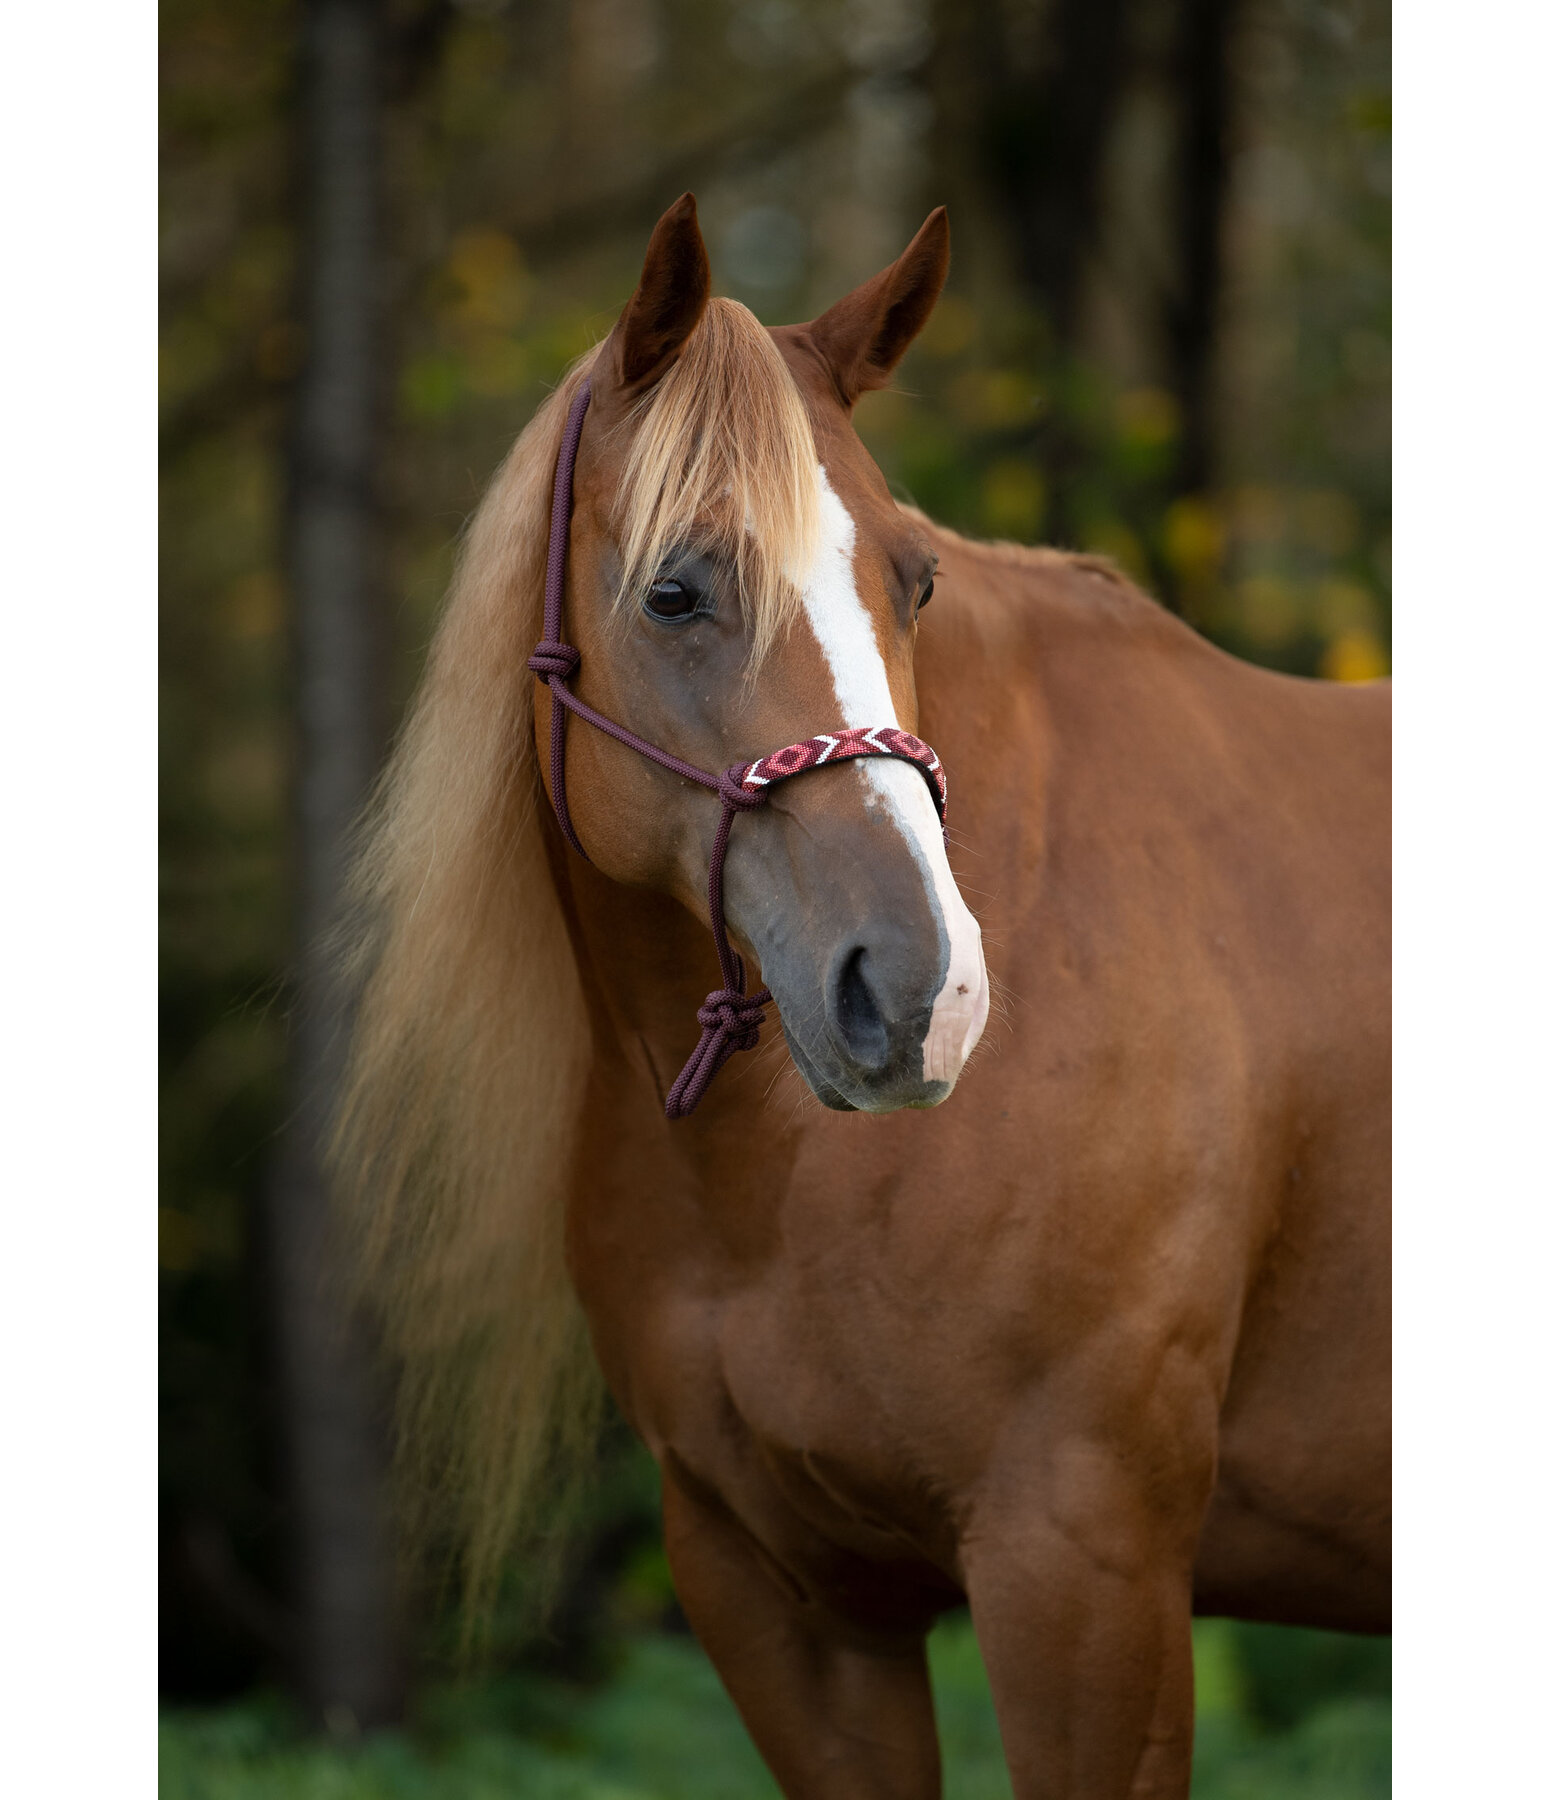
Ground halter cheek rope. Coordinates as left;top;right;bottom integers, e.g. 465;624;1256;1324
528;378;948;1119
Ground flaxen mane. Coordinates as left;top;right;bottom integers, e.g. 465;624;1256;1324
332;301;824;1630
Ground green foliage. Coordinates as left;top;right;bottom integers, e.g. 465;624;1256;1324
1227;1620;1393;1734
160;1617;1388;1799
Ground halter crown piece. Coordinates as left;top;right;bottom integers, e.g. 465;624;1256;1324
528;378;948;1119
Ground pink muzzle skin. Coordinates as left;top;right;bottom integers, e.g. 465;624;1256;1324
529;378;948;1119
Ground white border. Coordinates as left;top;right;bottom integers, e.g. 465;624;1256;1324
4;1;1541;1790
1396;4;1550;1793
0;3;157;1793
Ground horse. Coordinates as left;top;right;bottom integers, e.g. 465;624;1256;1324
336;194;1390;1799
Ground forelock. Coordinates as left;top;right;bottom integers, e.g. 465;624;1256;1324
611;298;822;671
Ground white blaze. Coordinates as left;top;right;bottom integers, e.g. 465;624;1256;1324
796;469;989;1091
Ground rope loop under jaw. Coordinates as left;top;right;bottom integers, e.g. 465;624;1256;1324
664;982;772;1120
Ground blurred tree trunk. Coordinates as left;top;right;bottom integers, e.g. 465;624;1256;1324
1167;0;1242;501
270;0;402;1731
972;0;1133;344
965;0;1135;545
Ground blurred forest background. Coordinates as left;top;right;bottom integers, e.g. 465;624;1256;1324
160;0;1390;1790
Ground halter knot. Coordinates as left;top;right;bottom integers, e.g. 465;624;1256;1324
695;986;767;1050
664;981;774;1119
716;765;768;813
528;640;581;684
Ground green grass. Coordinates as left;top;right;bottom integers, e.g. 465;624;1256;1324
160;1617;1389;1798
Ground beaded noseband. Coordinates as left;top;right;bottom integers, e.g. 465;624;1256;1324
528;378;947;1118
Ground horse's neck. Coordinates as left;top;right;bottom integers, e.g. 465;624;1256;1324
546;820;806;1340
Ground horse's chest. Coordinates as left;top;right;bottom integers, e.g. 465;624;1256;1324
658;1278;968;1598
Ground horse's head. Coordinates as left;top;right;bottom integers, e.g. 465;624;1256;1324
537;195;988;1113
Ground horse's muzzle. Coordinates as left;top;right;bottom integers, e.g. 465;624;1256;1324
724;766;988;1113
773;928;984;1113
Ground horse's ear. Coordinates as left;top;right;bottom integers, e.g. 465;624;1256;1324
807;207;950;407
607;193;712;393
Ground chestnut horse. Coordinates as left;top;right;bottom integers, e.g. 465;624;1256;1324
338;196;1390;1798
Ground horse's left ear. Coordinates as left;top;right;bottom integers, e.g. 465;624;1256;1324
807;208;950;408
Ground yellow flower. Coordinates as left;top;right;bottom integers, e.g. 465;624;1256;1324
1319;628;1389;682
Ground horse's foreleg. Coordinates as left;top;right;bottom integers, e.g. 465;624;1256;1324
661;1463;942;1800
961;1446;1202;1800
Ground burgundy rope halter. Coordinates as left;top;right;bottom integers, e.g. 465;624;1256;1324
528;378;948;1119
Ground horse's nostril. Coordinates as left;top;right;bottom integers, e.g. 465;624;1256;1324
832;945;891;1072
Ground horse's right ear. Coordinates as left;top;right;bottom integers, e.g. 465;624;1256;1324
606;193;712;394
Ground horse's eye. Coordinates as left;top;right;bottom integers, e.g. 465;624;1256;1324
916;577;934;613
644;578;698;622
